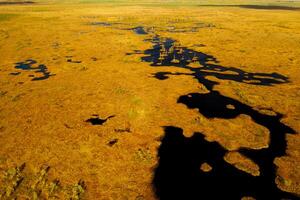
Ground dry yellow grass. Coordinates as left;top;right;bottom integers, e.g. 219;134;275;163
0;1;299;199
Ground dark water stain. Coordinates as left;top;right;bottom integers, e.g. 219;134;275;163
88;21;213;36
85;115;115;125
0;91;8;97
0;126;5;132
133;26;148;35
126;50;143;56
91;57;98;61
107;139;118;146
128;36;289;90
178;91;295;158
192;44;206;47
239;5;300;10
67;59;82;64
9;72;21;76
116;26;149;35
194;22;215;28
199;4;300;11
114;128;131;133
154;126;297;200
14;59;54;81
128;34;297;198
153;72;172;80
0;1;34;5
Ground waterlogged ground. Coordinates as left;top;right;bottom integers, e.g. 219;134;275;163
0;1;300;199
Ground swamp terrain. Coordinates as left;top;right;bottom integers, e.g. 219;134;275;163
0;0;300;199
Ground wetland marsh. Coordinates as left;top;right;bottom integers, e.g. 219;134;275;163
0;0;300;199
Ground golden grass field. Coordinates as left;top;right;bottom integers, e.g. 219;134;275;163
0;0;300;199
